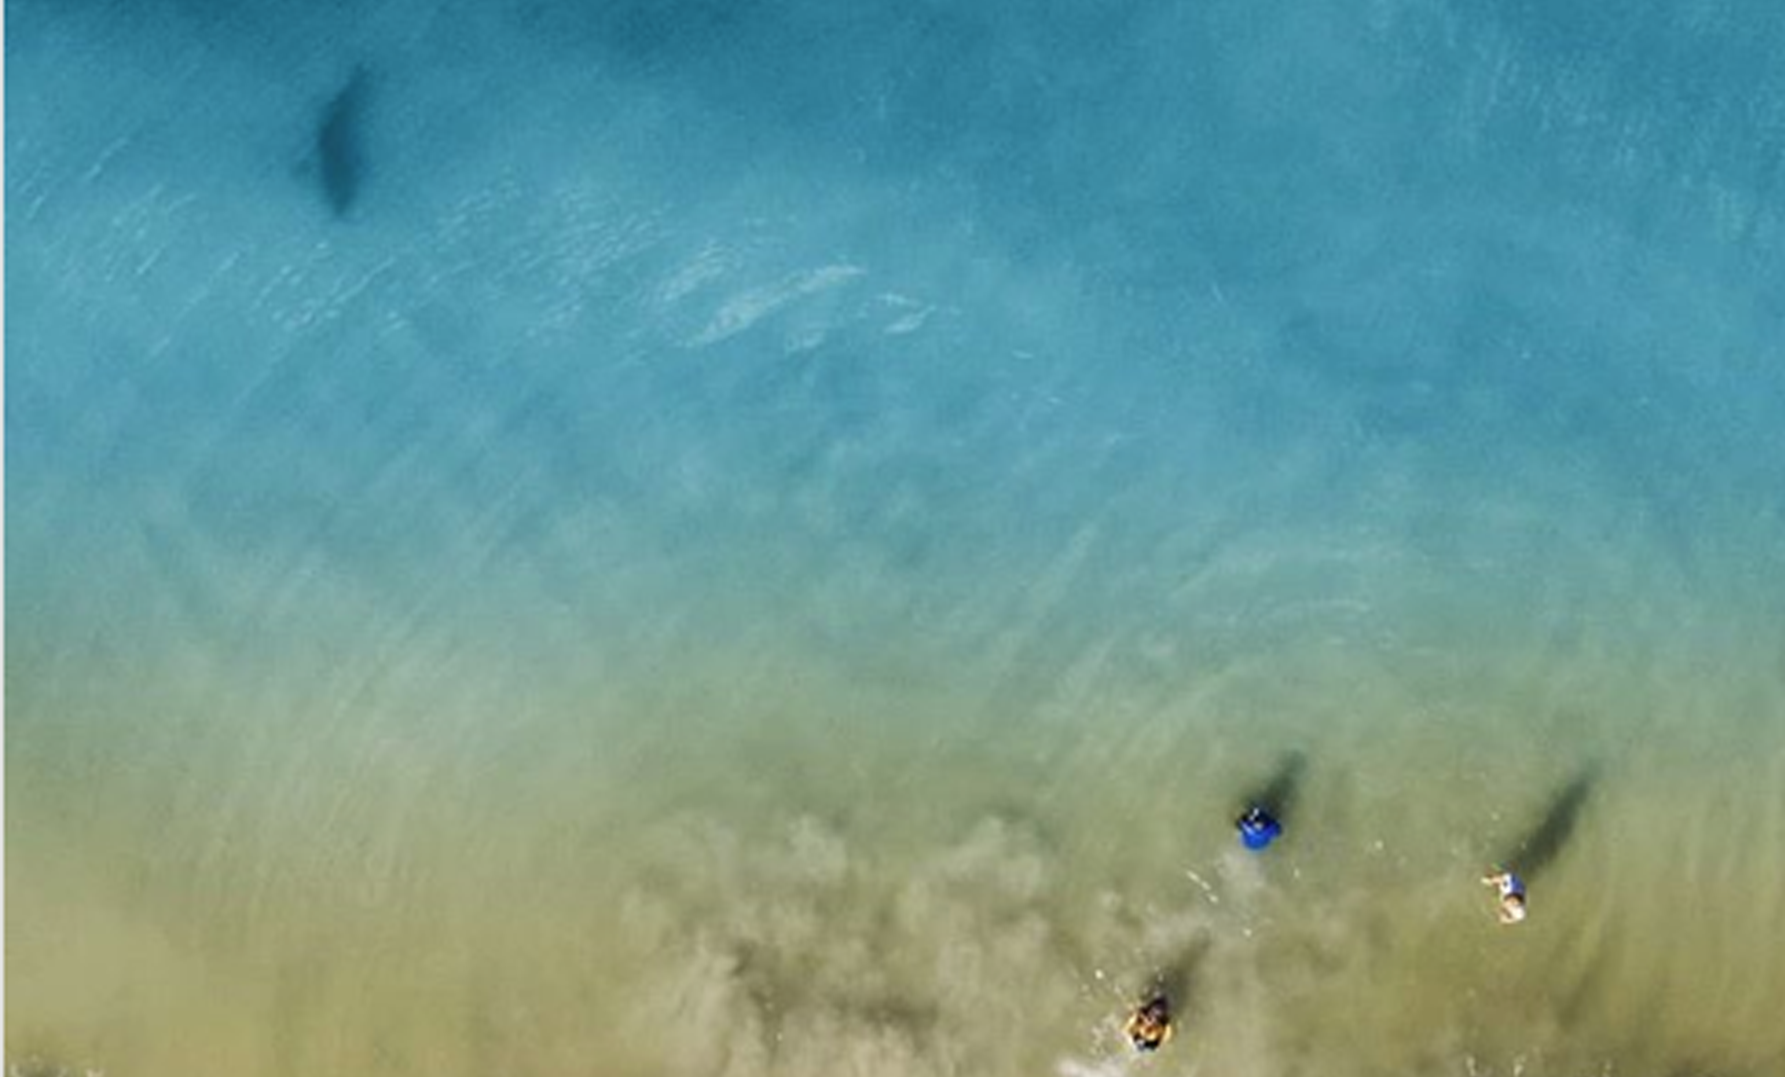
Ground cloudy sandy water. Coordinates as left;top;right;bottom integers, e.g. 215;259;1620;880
9;0;1785;1075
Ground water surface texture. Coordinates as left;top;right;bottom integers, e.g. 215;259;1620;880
8;1;1785;1075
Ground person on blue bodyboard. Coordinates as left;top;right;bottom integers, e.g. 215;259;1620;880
1236;805;1283;851
1482;869;1528;924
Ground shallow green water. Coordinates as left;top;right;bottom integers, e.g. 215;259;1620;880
11;482;1785;1075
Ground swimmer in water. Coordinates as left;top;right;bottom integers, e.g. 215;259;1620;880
1236;805;1283;851
1482;870;1528;924
1123;994;1174;1052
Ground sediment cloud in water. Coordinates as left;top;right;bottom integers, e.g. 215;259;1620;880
613;812;1180;1077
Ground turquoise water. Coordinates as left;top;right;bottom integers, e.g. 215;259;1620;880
8;1;1785;1074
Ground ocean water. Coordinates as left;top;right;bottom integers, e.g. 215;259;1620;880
7;0;1785;1074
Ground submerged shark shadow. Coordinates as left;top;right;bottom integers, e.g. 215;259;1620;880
1498;764;1601;880
313;65;372;218
1238;750;1307;827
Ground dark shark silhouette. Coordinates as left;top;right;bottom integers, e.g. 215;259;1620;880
316;67;371;217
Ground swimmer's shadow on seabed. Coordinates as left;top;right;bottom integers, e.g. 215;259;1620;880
1139;936;1211;1018
1497;765;1601;881
1239;750;1308;826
